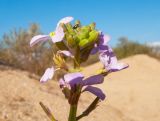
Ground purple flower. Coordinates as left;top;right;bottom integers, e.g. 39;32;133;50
30;16;74;47
40;50;74;83
99;47;129;72
30;17;74;83
59;72;105;100
91;32;128;72
90;32;110;54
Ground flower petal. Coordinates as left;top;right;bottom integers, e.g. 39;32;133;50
90;44;99;55
40;67;54;83
99;52;110;66
83;74;104;86
57;16;74;27
99;46;116;66
64;72;84;87
107;56;129;72
99;33;110;46
58;50;74;57
108;62;129;72
51;26;64;43
59;78;66;88
99;49;129;72
30;35;51;47
103;34;111;45
98;45;109;53
83;86;106;100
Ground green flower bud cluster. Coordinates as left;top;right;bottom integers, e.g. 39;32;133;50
61;21;99;65
62;21;99;49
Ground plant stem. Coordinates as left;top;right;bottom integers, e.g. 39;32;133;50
39;102;57;121
68;104;78;121
76;97;100;120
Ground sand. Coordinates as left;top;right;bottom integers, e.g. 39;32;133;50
0;54;160;121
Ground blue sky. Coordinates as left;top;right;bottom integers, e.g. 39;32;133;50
0;0;160;46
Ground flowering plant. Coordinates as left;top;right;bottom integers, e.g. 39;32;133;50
30;16;128;121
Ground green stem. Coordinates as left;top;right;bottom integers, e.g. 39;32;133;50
39;102;57;121
68;104;78;121
76;97;100;120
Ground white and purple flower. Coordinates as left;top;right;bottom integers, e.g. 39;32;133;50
90;32;111;54
39;50;74;83
30;16;74;47
91;32;128;72
99;47;129;72
30;17;74;82
59;72;105;100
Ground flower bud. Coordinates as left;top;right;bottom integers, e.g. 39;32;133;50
78;39;89;47
75;20;81;26
88;30;99;43
53;54;68;70
89;22;96;30
73;35;80;44
66;34;76;48
77;32;89;40
81;26;91;32
66;23;76;35
77;26;90;40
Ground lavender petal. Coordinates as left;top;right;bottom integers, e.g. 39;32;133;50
30;35;51;47
58;50;74;57
57;16;74;28
64;72;84;87
83;86;106;100
83;74;104;86
51;26;64;43
40;67;54;83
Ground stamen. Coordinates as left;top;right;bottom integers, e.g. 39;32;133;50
49;32;55;37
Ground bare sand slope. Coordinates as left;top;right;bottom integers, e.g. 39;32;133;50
84;54;160;121
0;54;160;121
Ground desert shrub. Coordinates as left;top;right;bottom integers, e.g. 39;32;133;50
147;46;160;60
0;27;159;76
114;37;152;59
0;24;58;75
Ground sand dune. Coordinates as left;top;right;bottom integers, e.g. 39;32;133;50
0;54;160;121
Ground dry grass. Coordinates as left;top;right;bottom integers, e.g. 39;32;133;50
0;24;58;75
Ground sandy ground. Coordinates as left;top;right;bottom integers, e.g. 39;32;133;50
0;54;160;121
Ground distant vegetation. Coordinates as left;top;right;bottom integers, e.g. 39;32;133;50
0;25;159;76
114;37;160;60
0;24;58;75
